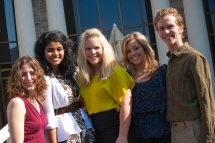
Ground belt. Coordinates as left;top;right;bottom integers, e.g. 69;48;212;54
171;119;199;127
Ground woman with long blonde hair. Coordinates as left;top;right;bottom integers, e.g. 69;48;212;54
77;28;135;143
121;32;171;143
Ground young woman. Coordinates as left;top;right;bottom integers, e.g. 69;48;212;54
77;28;135;143
121;32;171;143
34;30;94;143
6;56;47;143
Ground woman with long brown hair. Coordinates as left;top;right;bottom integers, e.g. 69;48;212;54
6;56;47;143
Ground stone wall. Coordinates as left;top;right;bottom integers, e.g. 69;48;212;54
169;0;188;42
32;0;48;38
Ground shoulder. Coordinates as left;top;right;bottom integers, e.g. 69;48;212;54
7;97;25;112
156;64;167;74
113;65;127;74
112;65;132;78
183;43;205;60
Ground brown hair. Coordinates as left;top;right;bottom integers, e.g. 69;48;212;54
7;56;47;101
121;32;158;77
153;8;184;39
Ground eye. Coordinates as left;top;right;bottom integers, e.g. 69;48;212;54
126;50;130;53
57;48;63;52
159;27;164;31
168;25;174;29
95;46;100;50
30;71;35;75
47;48;53;52
22;73;26;77
134;47;139;50
85;47;91;51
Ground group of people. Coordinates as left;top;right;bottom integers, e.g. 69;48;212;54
5;7;215;143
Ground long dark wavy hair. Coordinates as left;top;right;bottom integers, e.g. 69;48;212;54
34;30;77;78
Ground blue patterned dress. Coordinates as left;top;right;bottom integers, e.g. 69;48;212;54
132;64;170;139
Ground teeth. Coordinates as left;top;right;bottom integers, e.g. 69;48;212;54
25;83;33;86
90;56;98;58
166;36;172;39
132;56;138;60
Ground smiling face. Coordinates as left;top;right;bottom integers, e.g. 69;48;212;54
126;39;145;67
84;36;103;70
20;63;37;96
157;15;184;52
44;41;64;71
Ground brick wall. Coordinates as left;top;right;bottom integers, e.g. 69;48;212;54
169;0;188;43
32;0;48;39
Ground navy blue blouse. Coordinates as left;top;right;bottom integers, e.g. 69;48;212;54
132;64;170;139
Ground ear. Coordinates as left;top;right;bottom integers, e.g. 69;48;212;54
179;25;184;34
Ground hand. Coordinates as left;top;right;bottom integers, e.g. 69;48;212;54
115;136;128;143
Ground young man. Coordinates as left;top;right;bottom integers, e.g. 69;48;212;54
153;8;215;143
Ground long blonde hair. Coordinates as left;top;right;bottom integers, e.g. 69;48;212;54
78;28;118;85
121;32;158;77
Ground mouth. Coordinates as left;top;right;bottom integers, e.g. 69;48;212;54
51;57;61;61
25;82;34;86
90;55;99;59
132;55;139;60
165;35;173;40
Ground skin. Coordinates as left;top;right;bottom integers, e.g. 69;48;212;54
157;15;184;53
126;39;146;69
20;63;37;98
44;41;65;143
7;97;26;143
7;63;39;143
44;41;65;72
84;36;103;74
84;36;132;143
116;89;132;143
126;39;151;83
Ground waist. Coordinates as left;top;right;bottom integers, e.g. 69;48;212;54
54;101;82;115
170;119;200;127
91;109;119;130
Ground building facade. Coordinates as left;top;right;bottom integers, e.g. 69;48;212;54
0;0;215;129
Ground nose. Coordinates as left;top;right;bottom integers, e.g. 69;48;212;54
26;73;32;81
92;49;96;54
164;28;170;33
53;50;58;56
130;49;135;55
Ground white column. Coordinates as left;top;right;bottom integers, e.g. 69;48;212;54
183;0;215;92
150;0;170;64
14;0;36;57
45;0;67;35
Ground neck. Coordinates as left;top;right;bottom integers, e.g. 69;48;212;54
50;65;59;73
135;62;148;73
93;63;101;75
168;41;183;54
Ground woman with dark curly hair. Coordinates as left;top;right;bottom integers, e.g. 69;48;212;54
6;56;48;143
34;30;94;143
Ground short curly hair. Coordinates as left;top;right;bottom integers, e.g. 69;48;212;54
153;8;184;39
7;56;47;101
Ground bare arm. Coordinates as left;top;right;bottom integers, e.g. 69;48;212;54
116;89;132;143
47;129;57;143
7;98;26;143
